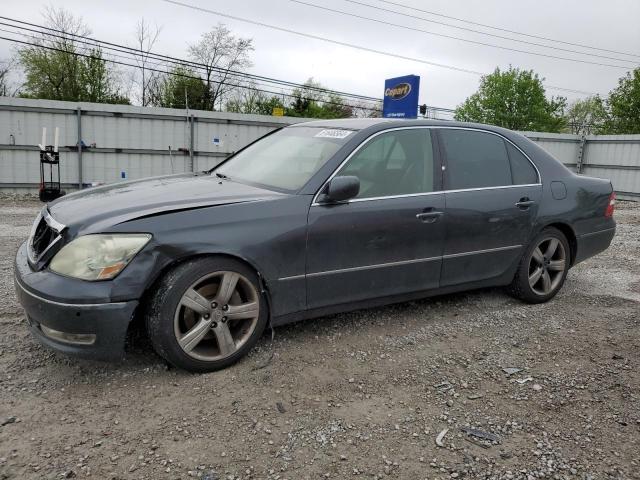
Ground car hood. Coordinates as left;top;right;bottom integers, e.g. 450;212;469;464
48;173;286;230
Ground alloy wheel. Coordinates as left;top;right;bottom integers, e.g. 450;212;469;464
173;271;260;361
528;237;567;296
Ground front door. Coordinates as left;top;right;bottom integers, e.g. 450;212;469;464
437;128;542;286
306;128;446;309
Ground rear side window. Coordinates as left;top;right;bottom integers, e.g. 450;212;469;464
440;129;512;190
506;142;538;185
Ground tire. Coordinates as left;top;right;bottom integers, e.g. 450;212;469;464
507;227;570;304
146;257;268;373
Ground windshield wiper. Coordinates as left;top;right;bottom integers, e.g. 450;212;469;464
215;172;228;179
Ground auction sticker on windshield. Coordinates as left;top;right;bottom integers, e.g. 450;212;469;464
314;129;353;139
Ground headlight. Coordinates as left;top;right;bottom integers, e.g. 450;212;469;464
49;234;151;281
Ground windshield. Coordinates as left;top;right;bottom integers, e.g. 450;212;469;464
215;126;354;192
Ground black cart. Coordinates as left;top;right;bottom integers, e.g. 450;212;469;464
39;146;65;202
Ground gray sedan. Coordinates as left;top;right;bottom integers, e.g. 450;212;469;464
15;119;616;372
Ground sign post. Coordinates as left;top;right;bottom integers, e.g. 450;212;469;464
382;75;420;119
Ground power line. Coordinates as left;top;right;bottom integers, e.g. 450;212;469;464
373;0;640;60
336;0;639;64
0;35;384;113
0;22;365;107
0;25;172;72
290;0;635;70
0;25;321;105
160;0;599;96
0;15;383;104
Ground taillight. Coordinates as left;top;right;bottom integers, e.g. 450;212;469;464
605;192;616;217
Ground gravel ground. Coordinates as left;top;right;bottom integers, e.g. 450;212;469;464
0;194;638;480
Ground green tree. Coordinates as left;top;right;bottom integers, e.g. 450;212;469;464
225;84;281;115
254;95;286;116
226;78;353;119
454;67;566;132
153;67;208;110
17;7;128;104
564;96;608;134
603;68;640;134
320;93;353;119
285;78;352;119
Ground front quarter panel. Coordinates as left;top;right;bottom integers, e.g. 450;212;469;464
106;195;312;317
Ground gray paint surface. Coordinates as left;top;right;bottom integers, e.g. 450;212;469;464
1;97;638;200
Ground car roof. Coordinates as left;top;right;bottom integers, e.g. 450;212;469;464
288;118;396;130
288;117;516;136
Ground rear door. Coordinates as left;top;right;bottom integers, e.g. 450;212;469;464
437;128;542;287
306;127;446;309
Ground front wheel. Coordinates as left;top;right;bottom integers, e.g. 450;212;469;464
146;257;268;372
508;227;570;304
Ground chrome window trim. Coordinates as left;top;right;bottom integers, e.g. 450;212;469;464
441;184;541;195
277;244;522;281
311;125;542;206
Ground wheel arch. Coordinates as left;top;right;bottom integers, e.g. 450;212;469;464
134;252;273;328
538;222;577;266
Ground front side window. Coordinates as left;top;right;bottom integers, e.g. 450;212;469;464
336;129;435;199
215;127;353;192
440;129;512;190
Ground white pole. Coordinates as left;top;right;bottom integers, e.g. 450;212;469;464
39;127;46;151
54;127;59;153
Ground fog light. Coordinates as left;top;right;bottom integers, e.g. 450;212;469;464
40;325;96;345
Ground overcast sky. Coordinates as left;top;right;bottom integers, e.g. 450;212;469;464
2;0;639;109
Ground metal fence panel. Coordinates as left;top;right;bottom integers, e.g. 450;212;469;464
582;136;640;167
1;97;639;200
520;132;582;168
0;148;79;185
582;166;640;197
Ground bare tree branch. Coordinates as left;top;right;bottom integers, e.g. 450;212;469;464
133;18;162;106
187;24;253;111
0;61;10;96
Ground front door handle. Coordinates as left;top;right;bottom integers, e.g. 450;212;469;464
416;211;444;223
515;198;535;209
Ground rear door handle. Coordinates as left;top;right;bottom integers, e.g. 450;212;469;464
515;198;535;209
416;211;444;223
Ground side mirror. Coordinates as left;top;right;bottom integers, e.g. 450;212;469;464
322;175;360;202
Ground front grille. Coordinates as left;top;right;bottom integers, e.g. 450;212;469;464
31;216;56;258
27;210;66;265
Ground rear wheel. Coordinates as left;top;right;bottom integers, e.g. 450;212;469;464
146;257;268;372
508;227;570;303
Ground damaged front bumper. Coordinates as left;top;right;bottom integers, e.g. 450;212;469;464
14;242;138;361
